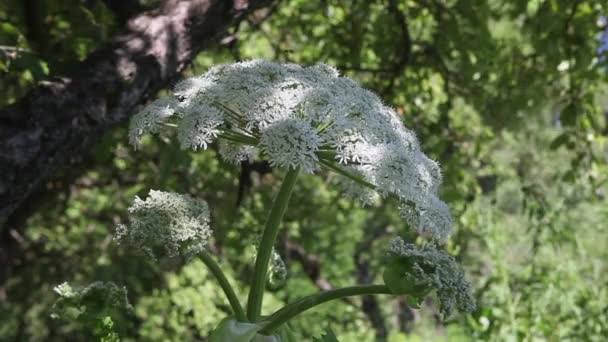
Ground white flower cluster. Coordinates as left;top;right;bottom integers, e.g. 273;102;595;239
259;118;323;172
114;190;212;260
218;140;257;165
387;237;476;318
129;60;452;241
129;97;176;147
268;249;287;290
51;281;133;320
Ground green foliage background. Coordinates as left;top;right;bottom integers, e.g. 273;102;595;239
1;0;607;341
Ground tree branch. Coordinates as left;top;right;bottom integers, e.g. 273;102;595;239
285;239;334;292
282;238;357;309
0;0;273;232
383;0;412;97
353;213;390;340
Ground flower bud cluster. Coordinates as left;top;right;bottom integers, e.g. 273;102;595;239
114;190;212;260
385;238;476;318
52;281;133;320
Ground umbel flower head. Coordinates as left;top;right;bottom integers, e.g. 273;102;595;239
51;281;133;321
129;60;451;241
383;237;476;318
114;190;212;260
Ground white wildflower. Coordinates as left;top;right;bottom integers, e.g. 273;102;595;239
177;101;224;150
51;281;133;320
129;97;177;148
342;182;380;206
268;249;287;290
400;196;452;242
259;118;323;173
218;140;257;165
53;282;77;298
128;60;453;241
114;190;212;260
335;167;380;206
419;155;443;193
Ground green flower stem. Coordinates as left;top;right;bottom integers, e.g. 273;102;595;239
316;120;334;134
221;129;258;141
317;150;336;159
199;252;247;322
213;101;246;125
247;168;300;321
260;284;391;334
218;133;258;146
318;158;376;189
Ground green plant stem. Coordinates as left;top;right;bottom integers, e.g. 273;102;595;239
317;150;336;159
318;158;376;189
260;284;391;334
199;252;247;322
221;129;258;141
247;168;300;321
218;133;258;146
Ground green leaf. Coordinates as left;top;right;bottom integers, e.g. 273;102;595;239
252;335;280;342
208;319;301;342
406;295;423;309
274;325;298;342
549;133;571;150
313;328;339;342
14;54;49;81
560;102;578;126
209;318;263;342
0;22;22;42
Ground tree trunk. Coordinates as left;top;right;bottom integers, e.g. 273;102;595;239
0;0;272;230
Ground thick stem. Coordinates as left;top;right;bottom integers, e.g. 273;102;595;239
260;284;392;334
199;252;247;322
247;168;300;321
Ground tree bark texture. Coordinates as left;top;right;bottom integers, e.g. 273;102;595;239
0;0;272;231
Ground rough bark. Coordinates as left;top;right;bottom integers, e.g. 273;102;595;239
354;218;389;339
355;258;388;339
283;238;356;307
101;0;146;23
285;239;334;291
0;0;272;231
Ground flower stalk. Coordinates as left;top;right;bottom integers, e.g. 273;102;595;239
247;168;300;321
218;131;259;145
318;158;376;189
199;252;247;322
260;284;392;334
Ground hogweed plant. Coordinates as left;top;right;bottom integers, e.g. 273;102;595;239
54;60;475;341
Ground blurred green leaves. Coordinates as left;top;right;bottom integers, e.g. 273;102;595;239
1;0;608;341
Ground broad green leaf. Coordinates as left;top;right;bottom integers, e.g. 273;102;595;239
549;133;571;150
209;318;263;342
208;319;301;341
